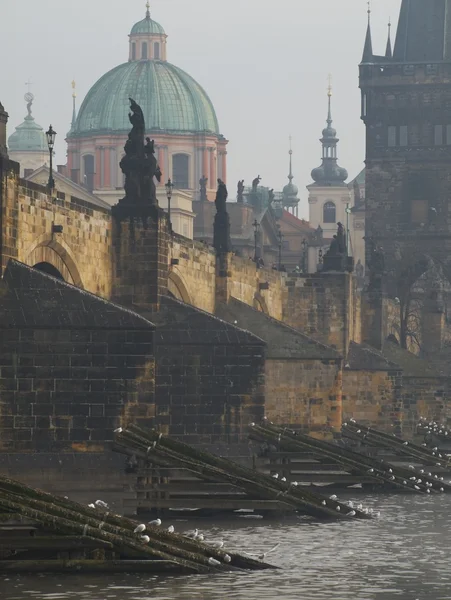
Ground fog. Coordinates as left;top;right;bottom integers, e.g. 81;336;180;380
1;0;401;216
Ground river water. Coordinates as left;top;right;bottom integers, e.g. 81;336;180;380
2;493;451;600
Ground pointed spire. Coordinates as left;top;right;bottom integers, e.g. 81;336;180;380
288;135;293;183
146;0;150;19
327;74;333;127
385;18;392;58
71;80;77;129
362;1;373;63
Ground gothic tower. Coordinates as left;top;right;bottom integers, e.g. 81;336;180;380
360;0;451;298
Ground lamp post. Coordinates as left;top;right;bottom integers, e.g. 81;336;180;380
253;219;260;264
301;239;308;273
277;229;283;271
165;178;174;231
45;125;57;193
345;203;352;255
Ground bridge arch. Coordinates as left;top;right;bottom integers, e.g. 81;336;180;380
23;235;84;288
167;270;192;304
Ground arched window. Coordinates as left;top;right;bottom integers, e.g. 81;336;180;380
154;42;160;59
323;201;336;224
142;42;148;59
131;42;136;60
83;154;95;192
172;154;189;189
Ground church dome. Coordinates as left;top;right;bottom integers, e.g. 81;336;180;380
8;96;46;152
70;61;220;136
283;181;299;197
311;163;348;185
130;16;165;36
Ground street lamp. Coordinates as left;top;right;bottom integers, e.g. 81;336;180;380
277;229;283;271
45;125;57;192
165;178;174;231
253;219;260;264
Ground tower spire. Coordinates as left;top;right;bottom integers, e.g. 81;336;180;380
71;80;77;129
327;74;333;125
146;0;150;18
288;135;293;183
362;1;373;63
385;17;392;58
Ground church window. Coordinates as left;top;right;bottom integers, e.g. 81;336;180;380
435;125;444;145
446;125;451;145
131;42;136;60
83;154;95;192
154;42;160;59
172;154;189;189
323;201;336;224
400;126;408;146
142;42;148;59
388;126;397;147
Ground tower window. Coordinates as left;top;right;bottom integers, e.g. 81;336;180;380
388;126;396;147
435;125;444;146
154;42;160;59
83;154;95;192
323;201;336;224
172;154;189;189
400;126;408;146
131;42;136;60
142;42;148;59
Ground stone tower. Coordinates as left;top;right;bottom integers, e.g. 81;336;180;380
0;102;8;158
360;0;451;296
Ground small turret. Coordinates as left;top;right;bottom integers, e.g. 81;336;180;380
0;101;8;158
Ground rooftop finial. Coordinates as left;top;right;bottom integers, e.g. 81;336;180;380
288;136;293;182
367;0;371;23
146;0;150;18
362;1;374;63
386;17;393;58
327;74;333;124
71;80;77;129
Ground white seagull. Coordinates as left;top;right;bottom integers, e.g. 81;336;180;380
134;524;146;534
167;525;175;533
148;519;162;526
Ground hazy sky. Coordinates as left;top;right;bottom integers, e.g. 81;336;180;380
2;0;401;218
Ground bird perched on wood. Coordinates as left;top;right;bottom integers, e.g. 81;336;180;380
148;519;162;526
167;525;175;533
206;540;224;549
114;427;123;433
185;529;199;539
329;495;338;501
208;557;221;567
88;503;95;509
95;500;109;509
347;510;356;517
224;554;232;563
134;524;146;534
141;535;150;543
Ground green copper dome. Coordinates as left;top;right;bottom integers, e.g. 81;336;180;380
70;60;220;136
8;114;47;152
131;16;165;36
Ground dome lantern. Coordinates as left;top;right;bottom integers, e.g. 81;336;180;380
129;1;167;62
310;81;348;186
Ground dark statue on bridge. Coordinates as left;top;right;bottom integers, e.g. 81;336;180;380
322;222;353;273
115;98;161;224
237;179;245;203
213;179;232;255
199;175;208;202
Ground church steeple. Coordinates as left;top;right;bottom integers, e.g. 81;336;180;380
282;136;300;216
71;80;77;130
385;19;392;58
311;81;348;187
394;0;451;62
361;3;373;63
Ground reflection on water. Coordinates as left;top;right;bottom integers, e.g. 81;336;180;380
3;494;451;600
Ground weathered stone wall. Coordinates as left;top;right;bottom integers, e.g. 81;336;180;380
283;273;353;354
169;235;216;312
0;262;155;456
150;296;266;446
1;159;112;297
342;369;400;431
265;359;343;433
401;377;449;438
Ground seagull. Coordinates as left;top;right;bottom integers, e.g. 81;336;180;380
167;525;175;533
357;430;362;434
440;487;445;492
321;500;327;506
281;477;287;482
417;479;422;484
88;503;95;509
208;557;221;567
347;510;356;517
141;535;150;543
224;554;232;563
410;477;416;481
346;501;354;508
388;469;393;474
197;534;204;541
389;476;395;481
426;489;431;494
403;480;407;485
414;485;420;490
206;540;224;549
258;543;280;560
336;506;341;511
148;519;162;526
420;469;424;474
409;465;415;470
329;495;338;501
433;447;438;452
114;427;123;433
357;504;363;510
134;524;146;534
95;500;109;509
185;529;199;539
403;441;408;446
367;468;374;474
272;474;279;479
